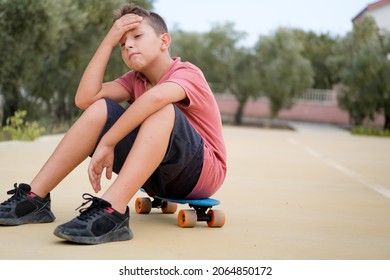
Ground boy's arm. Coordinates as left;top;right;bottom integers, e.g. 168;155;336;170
88;82;186;192
101;82;186;147
75;14;143;109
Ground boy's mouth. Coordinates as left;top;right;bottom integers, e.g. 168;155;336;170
128;52;139;60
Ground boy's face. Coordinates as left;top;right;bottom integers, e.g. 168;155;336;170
119;17;169;71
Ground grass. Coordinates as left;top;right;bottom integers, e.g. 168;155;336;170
351;126;390;137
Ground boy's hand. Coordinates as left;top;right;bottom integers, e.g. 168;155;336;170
88;144;114;193
104;14;143;48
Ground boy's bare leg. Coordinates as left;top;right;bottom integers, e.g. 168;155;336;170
30;99;108;198
101;104;175;214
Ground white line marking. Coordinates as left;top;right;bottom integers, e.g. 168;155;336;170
288;138;390;199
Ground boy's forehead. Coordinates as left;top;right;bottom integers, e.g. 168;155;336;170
120;20;152;41
128;18;150;32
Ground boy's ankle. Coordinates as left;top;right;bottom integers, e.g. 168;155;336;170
101;196;127;215
29;184;49;199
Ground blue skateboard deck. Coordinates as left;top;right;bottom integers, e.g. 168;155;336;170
135;188;225;228
158;197;220;207
139;188;220;207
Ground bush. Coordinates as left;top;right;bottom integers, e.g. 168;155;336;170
351;126;390;137
1;110;45;141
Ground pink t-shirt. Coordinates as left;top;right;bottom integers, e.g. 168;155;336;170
114;57;227;198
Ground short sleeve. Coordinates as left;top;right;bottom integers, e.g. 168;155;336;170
164;65;210;111
114;71;136;102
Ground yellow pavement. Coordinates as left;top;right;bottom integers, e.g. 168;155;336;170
0;124;390;259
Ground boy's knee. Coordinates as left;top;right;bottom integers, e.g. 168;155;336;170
83;99;108;122
160;103;175;116
86;99;107;112
155;104;175;121
144;104;175;126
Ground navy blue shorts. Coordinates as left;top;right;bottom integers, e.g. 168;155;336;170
93;98;204;199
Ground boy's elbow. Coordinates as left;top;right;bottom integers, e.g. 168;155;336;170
74;96;89;110
150;90;171;108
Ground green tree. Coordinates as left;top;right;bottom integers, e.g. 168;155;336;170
0;0;154;129
333;17;390;129
255;28;314;119
171;23;258;124
229;48;260;124
201;23;247;93
27;0;154;125
24;0;89;124
0;0;50;125
170;30;208;74
293;30;338;89
202;24;263;124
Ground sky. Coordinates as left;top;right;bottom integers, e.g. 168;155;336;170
154;0;374;46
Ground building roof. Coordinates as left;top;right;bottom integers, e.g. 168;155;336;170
352;0;390;23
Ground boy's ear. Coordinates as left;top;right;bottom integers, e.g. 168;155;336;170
160;33;171;51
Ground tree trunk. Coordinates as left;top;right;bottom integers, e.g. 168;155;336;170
234;97;248;125
384;113;390;130
2;100;18;127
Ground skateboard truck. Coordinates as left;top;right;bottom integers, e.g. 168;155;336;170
188;204;213;222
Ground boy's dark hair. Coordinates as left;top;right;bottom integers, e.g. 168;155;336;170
113;3;168;35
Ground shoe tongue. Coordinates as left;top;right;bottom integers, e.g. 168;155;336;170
19;183;32;192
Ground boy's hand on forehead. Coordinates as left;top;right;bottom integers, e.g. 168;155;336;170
104;14;143;48
119;13;142;26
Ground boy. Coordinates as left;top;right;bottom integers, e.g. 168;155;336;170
0;3;226;244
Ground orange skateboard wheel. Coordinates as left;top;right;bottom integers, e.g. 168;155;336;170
161;201;178;214
207;209;226;227
135;197;152;214
177;210;197;228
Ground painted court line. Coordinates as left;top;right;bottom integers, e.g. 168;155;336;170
287;137;390;199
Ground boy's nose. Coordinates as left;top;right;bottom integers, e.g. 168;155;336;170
125;39;134;49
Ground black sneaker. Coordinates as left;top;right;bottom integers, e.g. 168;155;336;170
0;183;56;225
53;193;133;245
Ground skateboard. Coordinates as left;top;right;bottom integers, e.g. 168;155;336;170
135;189;225;228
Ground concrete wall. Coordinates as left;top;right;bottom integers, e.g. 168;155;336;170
215;92;385;126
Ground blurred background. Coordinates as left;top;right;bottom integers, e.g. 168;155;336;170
0;0;389;141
